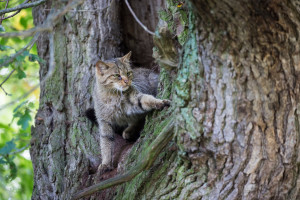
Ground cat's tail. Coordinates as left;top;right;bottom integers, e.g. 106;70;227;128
85;108;99;126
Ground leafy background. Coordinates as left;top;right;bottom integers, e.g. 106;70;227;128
0;1;40;199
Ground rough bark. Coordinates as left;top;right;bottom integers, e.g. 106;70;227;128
31;0;300;200
30;0;165;199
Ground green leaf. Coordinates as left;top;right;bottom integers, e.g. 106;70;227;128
17;109;31;130
159;10;172;22
28;102;35;108
0;122;14;131
16;68;26;79
28;54;46;64
0;158;6;164
0;141;16;155
13;111;22;119
15;50;30;63
13;101;29;113
16;55;25;62
0;25;5;32
8;160;17;180
0;45;13;51
22;50;30;57
0;56;10;66
20;17;28;28
12;37;21;43
0;37;8;45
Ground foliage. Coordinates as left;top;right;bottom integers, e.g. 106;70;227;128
0;4;40;200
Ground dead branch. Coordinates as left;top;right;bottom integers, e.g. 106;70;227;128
0;69;15;95
0;0;46;16
0;0;29;21
124;0;155;35
0;0;85;38
72;119;175;200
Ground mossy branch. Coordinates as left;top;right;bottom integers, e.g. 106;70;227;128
72;119;175;200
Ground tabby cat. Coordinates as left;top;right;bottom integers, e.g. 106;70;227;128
89;52;170;172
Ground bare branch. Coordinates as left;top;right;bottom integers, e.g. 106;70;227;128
9;144;30;155
4;0;9;11
72;119;175;200
0;0;85;38
0;69;15;95
48;32;55;81
43;8;102;12
124;0;155;36
0;0;10;23
2;9;21;20
0;0;46;16
1;1;29;21
0;85;10;95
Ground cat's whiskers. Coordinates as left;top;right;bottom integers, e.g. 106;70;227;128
132;82;148;92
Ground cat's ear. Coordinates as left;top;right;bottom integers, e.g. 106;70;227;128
95;60;110;75
120;51;132;63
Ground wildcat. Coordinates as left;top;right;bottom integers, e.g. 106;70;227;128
88;52;170;172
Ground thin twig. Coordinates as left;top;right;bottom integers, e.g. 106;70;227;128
1;0;30;21
2;9;20;20
43;8;102;12
0;0;10;23
48;32;55;81
72;119;175;200
0;85;10;95
124;0;155;35
0;0;46;15
9;144;30;155
0;69;15;86
0;69;15;95
0;0;85;38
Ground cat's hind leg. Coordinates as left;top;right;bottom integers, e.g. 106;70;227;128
122;120;144;141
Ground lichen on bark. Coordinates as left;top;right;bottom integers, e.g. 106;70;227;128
31;0;300;199
114;2;206;199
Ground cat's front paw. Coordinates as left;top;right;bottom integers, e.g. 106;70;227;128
122;130;132;140
97;163;113;175
155;99;171;110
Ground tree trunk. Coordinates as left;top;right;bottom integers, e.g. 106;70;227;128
31;0;300;200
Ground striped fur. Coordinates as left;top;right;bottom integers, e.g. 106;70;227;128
93;52;170;172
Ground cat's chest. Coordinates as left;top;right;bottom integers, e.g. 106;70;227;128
112;96;143;123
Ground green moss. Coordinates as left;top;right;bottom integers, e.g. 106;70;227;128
42;32;67;111
158;67;173;99
113;3;207;200
159;0;189;45
180;107;200;140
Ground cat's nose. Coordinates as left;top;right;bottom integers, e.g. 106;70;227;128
123;78;129;84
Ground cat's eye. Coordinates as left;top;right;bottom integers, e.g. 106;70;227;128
127;72;132;76
114;74;122;80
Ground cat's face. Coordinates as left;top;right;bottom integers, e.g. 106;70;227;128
95;52;133;92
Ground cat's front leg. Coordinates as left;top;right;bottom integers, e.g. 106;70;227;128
98;121;114;173
138;94;171;111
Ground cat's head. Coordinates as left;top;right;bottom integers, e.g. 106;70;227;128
95;52;133;92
